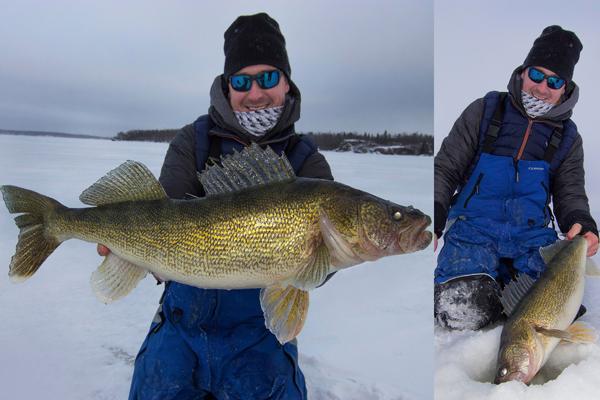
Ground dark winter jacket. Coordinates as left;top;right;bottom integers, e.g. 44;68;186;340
435;67;597;238
159;75;333;198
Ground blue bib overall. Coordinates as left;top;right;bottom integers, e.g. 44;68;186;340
129;116;317;400
435;92;577;284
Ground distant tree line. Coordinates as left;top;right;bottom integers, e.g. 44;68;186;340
112;129;433;155
114;129;180;142
308;131;432;153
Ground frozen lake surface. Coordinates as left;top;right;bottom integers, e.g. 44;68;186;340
0;135;434;400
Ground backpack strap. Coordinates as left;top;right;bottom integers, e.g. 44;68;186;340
482;92;507;154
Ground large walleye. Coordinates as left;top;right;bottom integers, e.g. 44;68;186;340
494;236;597;384
1;143;431;343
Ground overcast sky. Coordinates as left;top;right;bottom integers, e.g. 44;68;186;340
0;0;433;137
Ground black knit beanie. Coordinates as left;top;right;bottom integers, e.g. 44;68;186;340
223;13;291;79
523;25;582;82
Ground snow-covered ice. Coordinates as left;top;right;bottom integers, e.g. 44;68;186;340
0;135;433;400
435;230;600;400
435;285;600;400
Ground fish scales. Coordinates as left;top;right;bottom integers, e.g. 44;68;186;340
48;179;336;287
508;249;582;330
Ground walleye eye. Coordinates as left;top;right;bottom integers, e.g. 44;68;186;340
499;367;508;377
392;211;402;221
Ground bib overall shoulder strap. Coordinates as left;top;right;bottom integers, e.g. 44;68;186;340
543;123;564;164
481;92;507;154
207;135;223;167
284;134;318;173
193;115;216;172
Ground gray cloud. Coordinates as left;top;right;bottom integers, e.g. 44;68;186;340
0;0;432;136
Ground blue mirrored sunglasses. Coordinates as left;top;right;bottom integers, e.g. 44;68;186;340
229;70;281;92
527;67;566;90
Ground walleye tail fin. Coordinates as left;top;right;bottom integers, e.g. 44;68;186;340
260;285;309;344
0;185;65;282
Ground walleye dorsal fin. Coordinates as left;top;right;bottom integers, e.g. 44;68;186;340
80;161;167;206
259;285;309;344
90;253;148;303
499;273;536;317
294;242;331;290
199;143;296;196
539;239;570;264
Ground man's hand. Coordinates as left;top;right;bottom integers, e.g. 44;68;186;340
566;223;599;257
97;244;110;257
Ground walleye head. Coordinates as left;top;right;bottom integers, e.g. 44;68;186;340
358;200;432;257
494;342;537;384
319;194;431;269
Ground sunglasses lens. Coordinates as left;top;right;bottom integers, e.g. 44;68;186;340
258;70;280;89
528;68;545;83
230;75;251;91
547;76;565;90
230;70;281;91
528;67;565;90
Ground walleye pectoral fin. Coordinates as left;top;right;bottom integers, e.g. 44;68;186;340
199;143;296;196
80;161;167;206
91;253;147;304
539;240;570;265
319;211;360;268
259;285;309;344
535;322;597;343
535;326;571;340
294;243;331;290
585;258;600;276
499;273;536;317
565;321;598;343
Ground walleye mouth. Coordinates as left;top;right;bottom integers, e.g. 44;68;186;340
494;370;528;384
398;215;432;253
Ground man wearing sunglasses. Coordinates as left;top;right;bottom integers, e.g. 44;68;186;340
112;12;333;400
433;25;598;331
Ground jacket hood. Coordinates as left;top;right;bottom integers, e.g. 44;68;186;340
507;66;578;122
208;75;301;144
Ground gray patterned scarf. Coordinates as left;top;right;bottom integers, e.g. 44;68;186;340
521;90;555;118
234;106;284;137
